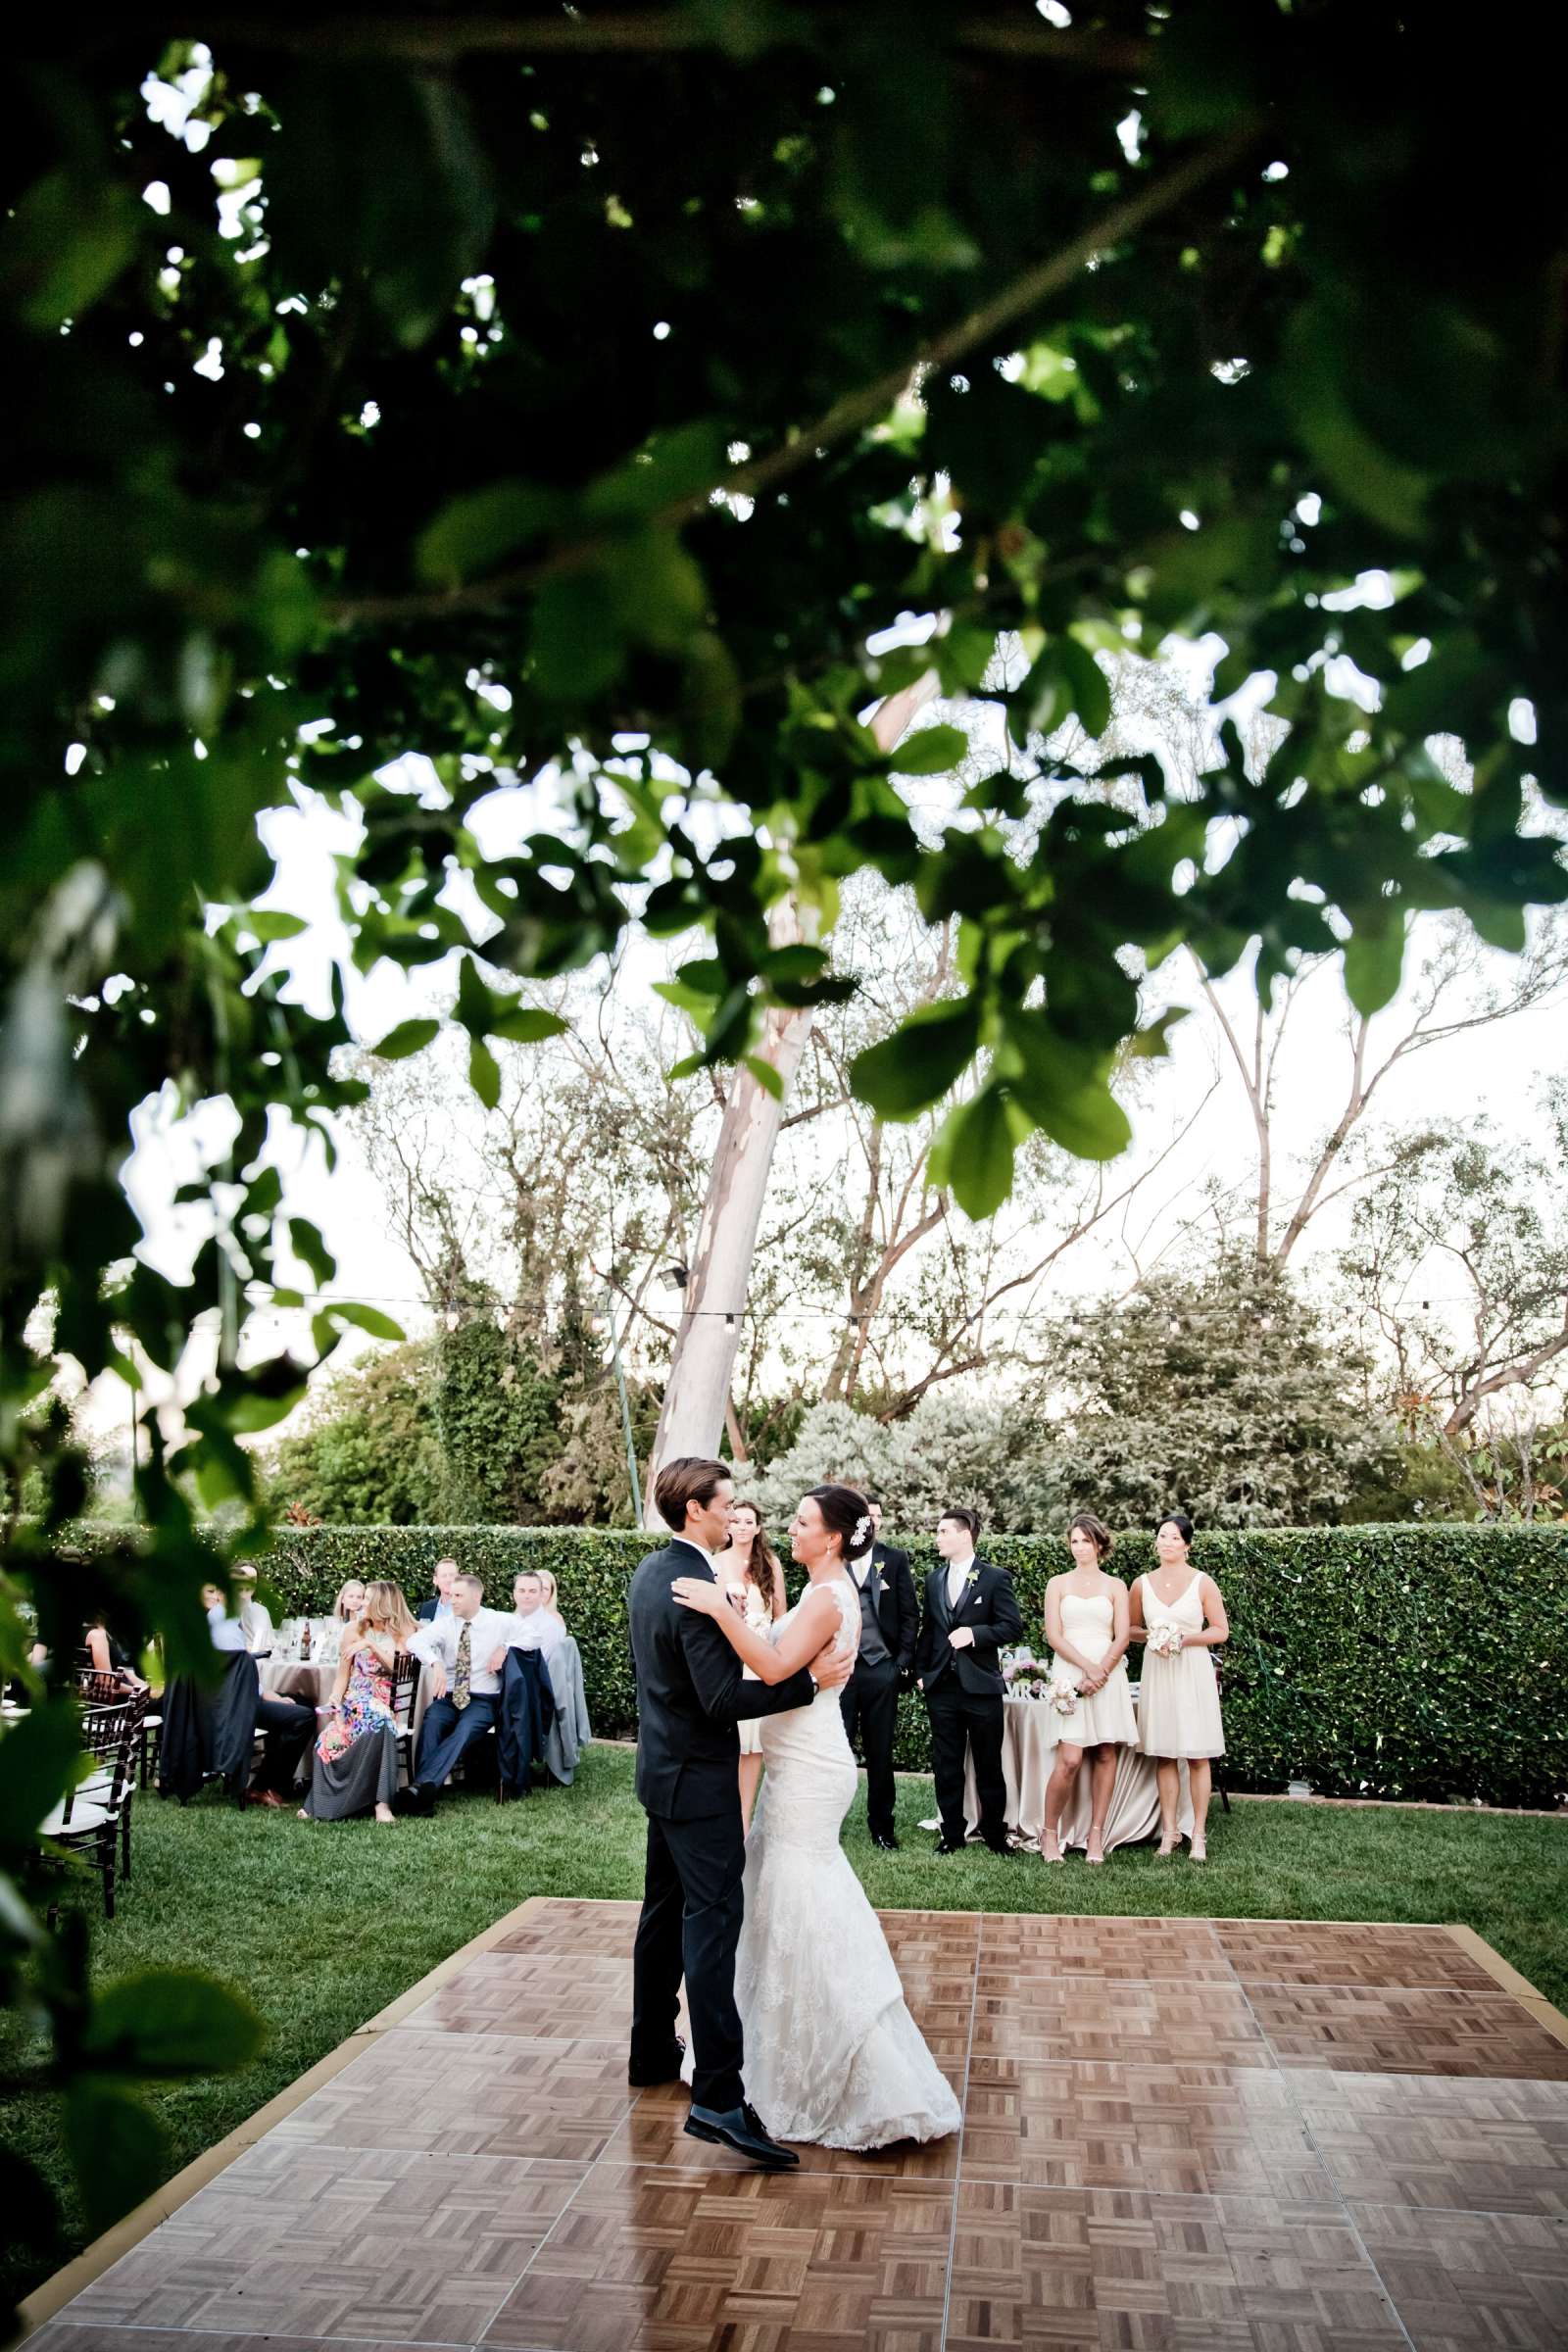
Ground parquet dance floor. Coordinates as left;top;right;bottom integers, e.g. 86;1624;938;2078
26;1899;1568;2352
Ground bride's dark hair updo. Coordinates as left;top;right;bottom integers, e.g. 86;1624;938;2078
805;1484;876;1563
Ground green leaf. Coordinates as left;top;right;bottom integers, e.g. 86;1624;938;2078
1342;915;1406;1015
1127;1007;1190;1059
488;1005;570;1044
850;995;982;1119
0;2148;59;2252
890;723;969;777
1004;1013;1131;1159
243;909;309;943
468;1035;501;1107
226;1382;309;1435
743;1053;784;1100
584;419;728;523
62;2078;169;2236
0;1701;84;1855
1057;639;1110;738
6;170;141;329
370;1017;441;1060
82;1969;267;2077
416;479;564;586
929;1085;1017;1218
318;1301;405;1343
530;568;624;700
288;1218;336;1288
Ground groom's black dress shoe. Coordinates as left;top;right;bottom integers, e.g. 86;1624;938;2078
934;1836;965;1855
685;2099;800;2170
871;1833;900;1851
628;2038;686;2087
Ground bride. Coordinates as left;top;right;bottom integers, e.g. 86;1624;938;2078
672;1482;960;2150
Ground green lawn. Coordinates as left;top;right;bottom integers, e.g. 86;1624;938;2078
5;1745;1565;2314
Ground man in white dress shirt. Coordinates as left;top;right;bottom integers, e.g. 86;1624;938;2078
508;1571;565;1662
402;1573;512;1813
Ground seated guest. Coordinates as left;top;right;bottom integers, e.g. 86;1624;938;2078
232;1562;274;1656
508;1570;565;1660
85;1615;147;1690
331;1577;367;1626
401;1573;512;1813
300;1580;415;1825
416;1556;459;1624
202;1584;313;1807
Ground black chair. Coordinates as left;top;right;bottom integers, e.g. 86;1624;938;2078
46;1696;135;1917
389;1650;419;1786
76;1673;151;1881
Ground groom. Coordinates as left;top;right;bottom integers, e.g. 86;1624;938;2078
628;1455;853;2170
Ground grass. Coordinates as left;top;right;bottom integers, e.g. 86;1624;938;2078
3;1744;1565;2314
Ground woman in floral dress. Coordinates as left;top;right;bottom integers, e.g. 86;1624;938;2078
300;1581;416;1824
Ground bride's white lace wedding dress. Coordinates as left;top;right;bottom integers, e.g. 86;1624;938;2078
686;1572;960;2148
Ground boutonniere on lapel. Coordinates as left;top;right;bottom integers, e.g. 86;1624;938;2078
963;1567;981;1592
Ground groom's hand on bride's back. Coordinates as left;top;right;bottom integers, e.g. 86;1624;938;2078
810;1637;855;1692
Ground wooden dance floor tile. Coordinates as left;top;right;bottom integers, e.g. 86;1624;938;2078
1245;1982;1568;2078
945;2181;1409;2351
1292;2068;1568;2214
31;1898;1568;2352
1217;1920;1497;1988
1348;2202;1568;2349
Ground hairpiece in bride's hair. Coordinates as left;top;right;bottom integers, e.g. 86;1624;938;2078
852;1513;871;1552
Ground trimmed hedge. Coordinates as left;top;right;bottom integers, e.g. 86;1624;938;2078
46;1522;1568;1807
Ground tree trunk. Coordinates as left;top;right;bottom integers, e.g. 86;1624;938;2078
642;676;940;1507
643;905;816;1511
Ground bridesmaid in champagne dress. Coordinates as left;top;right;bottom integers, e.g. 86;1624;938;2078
1041;1512;1136;1864
1131;1512;1228;1861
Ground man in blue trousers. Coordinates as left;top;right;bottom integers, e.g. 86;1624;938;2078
400;1571;512;1814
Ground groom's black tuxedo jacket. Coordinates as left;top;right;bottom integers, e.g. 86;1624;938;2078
912;1557;1023;1698
629;1540;815;1822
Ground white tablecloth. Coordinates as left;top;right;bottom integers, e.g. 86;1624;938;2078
949;1690;1194;1850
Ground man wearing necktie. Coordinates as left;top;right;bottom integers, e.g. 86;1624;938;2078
912;1506;1022;1855
402;1573;512;1813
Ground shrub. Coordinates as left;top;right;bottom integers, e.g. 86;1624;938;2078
44;1522;1568;1807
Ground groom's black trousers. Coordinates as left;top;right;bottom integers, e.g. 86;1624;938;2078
840;1659;901;1842
926;1682;1007;1846
631;1806;746;2111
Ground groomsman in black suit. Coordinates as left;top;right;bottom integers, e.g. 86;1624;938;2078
839;1494;918;1850
913;1506;1022;1855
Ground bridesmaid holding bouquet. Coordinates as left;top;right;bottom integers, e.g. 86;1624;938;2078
1131;1512;1228;1861
1040;1512;1136;1864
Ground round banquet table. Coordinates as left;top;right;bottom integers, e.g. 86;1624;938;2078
949;1687;1194;1851
258;1656;336;1708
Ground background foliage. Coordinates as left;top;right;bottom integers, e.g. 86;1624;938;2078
50;1519;1567;1809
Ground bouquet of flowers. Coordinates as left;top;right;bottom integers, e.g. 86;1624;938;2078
1046;1673;1081;1717
1147;1620;1185;1658
1003;1651;1050;1699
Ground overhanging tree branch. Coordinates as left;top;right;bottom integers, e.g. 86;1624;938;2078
327;125;1258;630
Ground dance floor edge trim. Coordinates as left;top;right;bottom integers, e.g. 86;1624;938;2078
16;1897;1568;2348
